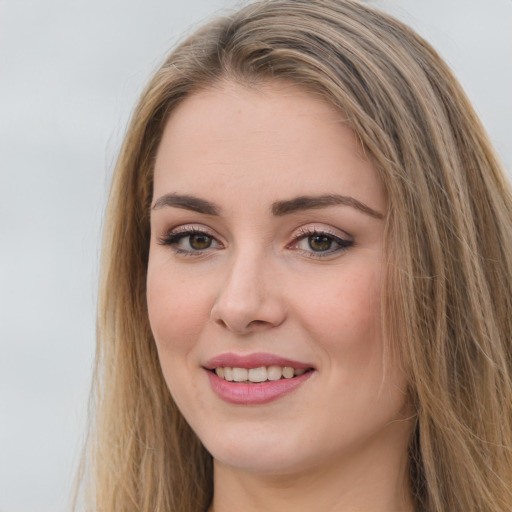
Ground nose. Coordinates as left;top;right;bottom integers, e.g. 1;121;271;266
210;249;287;334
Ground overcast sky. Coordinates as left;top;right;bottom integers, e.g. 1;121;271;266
0;1;510;511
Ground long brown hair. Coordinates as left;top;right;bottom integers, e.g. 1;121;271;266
75;1;512;510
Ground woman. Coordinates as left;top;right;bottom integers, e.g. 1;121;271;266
75;0;512;511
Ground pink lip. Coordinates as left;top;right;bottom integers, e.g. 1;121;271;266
206;370;313;405
203;352;313;370
203;352;315;405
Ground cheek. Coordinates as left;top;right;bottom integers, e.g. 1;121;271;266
146;262;212;352
296;265;382;363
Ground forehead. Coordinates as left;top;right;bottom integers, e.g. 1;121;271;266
153;81;385;213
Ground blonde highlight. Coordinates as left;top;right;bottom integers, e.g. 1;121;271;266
74;1;512;511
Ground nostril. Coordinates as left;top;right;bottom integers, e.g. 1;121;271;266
215;318;228;329
213;317;269;332
247;319;268;328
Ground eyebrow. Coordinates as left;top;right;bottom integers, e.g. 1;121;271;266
152;193;220;215
151;192;383;219
271;194;384;219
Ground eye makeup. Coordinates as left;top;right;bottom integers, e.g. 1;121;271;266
157;222;354;259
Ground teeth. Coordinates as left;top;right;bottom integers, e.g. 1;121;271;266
214;365;309;383
223;367;233;381
248;367;267;382
267;365;282;381
282;366;294;379
233;368;248;382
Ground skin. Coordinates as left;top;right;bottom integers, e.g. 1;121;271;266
147;81;414;512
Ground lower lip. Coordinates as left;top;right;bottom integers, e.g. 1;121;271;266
206;370;313;405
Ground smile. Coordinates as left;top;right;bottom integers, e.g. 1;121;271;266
204;353;315;404
214;366;308;383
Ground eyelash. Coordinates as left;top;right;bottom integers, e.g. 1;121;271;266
290;226;353;258
157;227;221;256
157;225;353;259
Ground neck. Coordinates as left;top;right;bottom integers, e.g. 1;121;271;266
208;422;415;512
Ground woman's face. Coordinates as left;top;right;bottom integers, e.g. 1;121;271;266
147;82;411;476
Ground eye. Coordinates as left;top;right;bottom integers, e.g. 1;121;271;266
158;227;222;255
304;234;336;252
187;233;214;250
291;227;353;258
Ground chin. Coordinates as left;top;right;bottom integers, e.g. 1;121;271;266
198;423;330;476
211;445;308;475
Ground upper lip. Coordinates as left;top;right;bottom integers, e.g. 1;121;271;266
203;352;314;370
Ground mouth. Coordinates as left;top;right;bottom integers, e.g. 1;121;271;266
211;365;313;383
204;353;315;404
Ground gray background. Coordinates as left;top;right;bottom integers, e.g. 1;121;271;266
0;1;510;511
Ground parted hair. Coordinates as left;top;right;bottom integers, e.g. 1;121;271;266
74;1;512;511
